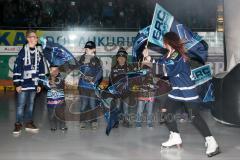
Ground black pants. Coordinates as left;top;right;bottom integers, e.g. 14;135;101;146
163;98;212;137
48;107;66;129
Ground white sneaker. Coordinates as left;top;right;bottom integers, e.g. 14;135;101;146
205;136;220;157
162;131;182;148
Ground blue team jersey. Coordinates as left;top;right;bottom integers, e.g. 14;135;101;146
46;74;65;108
13;47;45;91
158;52;199;102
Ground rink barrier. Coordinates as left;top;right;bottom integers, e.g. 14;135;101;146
0;80;14;91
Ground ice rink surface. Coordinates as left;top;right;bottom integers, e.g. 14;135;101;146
0;91;240;160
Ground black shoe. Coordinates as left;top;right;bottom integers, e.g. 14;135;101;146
51;128;57;131
13;123;23;135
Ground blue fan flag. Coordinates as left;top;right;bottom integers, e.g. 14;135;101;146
132;3;208;64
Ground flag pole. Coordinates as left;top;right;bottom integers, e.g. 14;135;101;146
145;39;149;49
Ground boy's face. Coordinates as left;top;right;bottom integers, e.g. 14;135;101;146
117;56;126;66
85;48;96;55
27;32;38;48
50;67;59;77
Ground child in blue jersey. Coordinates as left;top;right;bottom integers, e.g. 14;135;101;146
47;65;67;131
12;30;45;135
155;32;220;157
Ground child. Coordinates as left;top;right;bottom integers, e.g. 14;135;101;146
46;65;67;131
109;47;133;127
78;41;103;130
135;47;157;129
12;30;45;135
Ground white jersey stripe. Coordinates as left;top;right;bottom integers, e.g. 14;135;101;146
168;94;199;101
172;85;197;90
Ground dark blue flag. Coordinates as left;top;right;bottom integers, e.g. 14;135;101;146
132;26;150;62
40;37;77;66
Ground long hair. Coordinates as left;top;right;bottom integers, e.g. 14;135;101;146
163;32;189;61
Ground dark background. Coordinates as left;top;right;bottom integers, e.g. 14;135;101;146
0;0;218;31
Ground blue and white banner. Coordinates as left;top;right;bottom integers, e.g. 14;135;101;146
191;64;214;102
191;64;212;85
148;4;174;47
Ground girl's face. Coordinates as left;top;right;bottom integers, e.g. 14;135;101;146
117;56;126;66
163;42;175;56
27;32;38;48
85;48;96;55
163;42;171;50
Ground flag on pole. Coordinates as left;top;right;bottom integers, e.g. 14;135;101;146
133;3;208;64
148;3;174;47
132;3;212;102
